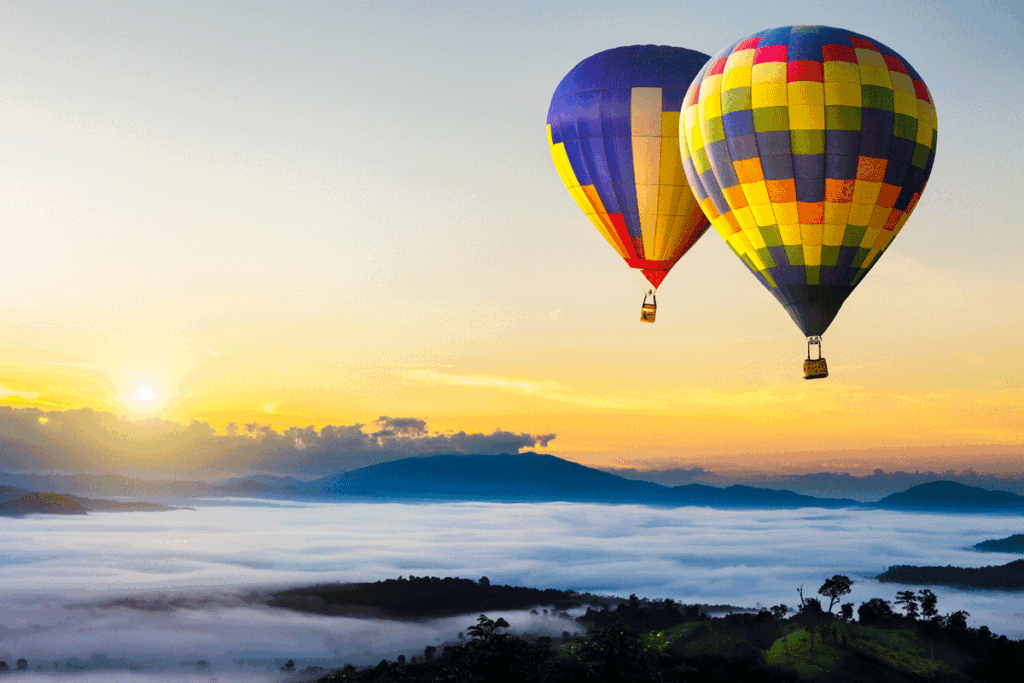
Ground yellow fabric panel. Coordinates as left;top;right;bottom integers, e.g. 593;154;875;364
917;100;936;145
661;111;680;138
630;87;663;137
852;180;882;205
579;184;626;257
659;114;684;186
774;201;799;225
750;202;776;226
752;61;786;85
632;135;660;187
855;48;888;69
700;197;721;221
847;201;875;226
824;81;861;107
789;81;824;106
733;205;758;233
657;182;680;218
890;71;914;94
752;82;787;108
868;204;892;230
871;227;896;252
858;63;892;88
726;47;755;69
744;181;772;208
824;201;851;225
802;224;823;246
724;66;752;90
824;61;860;84
779;223;801;246
789;104;825;129
652;212;674;260
803;244;822;266
734;231;767;271
823;223;846;246
698;75;723;120
743;224;766;250
894;90;918;116
640;210;658;257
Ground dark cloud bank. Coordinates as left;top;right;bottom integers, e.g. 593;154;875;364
0;406;555;477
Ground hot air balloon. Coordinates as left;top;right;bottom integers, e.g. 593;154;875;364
679;26;936;376
547;45;713;323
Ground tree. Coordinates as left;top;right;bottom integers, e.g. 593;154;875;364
818;575;853;615
840;602;854;622
858;598;895;626
947;610;970;630
770;604;789;620
423;645;436;661
918;589;939;621
479;576;490;587
895;590;919;620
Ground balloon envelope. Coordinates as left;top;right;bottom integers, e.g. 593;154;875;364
548;45;712;290
679;26;937;336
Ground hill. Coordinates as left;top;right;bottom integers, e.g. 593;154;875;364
297;453;858;509
0;492;89;515
877;559;1024;589
876;480;1024;511
973;534;1024;553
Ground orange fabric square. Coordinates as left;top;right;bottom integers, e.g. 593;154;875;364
722;185;749;209
856;156;887;182
700;198;720;220
797;202;824;224
733;158;765;184
825;178;855;203
883;209;903;231
876;183;901;208
721;211;742;234
766;178;796;203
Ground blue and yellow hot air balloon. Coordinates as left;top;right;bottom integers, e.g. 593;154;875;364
547;45;712;322
680;26;937;376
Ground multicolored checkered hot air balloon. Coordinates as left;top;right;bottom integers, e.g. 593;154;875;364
679;26;936;377
547;45;713;323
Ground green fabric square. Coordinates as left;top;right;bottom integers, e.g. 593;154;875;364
805;265;820;285
851;247;871;269
825;105;861;131
755;247;777;269
821;245;840;266
785;245;804;266
695;147;711;172
842;225;867;247
861;84;894;111
705;117;726;143
790;129;825;155
893;113;917;140
752;106;789;132
911;142;930;169
760;225;783;247
722;87;752;114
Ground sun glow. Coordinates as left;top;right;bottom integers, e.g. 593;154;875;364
117;370;172;416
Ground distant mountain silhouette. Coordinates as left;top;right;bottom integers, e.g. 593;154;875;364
973;534;1024;553
297;453;858;509
875;480;1024;511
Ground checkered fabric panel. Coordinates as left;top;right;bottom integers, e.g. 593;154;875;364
679;26;936;336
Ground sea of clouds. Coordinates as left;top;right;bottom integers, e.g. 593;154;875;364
2;499;1023;680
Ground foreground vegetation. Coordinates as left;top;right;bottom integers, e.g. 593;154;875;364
310;576;1023;683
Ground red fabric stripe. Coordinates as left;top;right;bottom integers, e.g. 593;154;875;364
848;36;878;51
821;44;857;63
753;44;788;64
608;213;637;259
707;57;728;76
735;37;762;51
913;80;931;103
688;83;701;105
787;60;824;82
883;54;909;75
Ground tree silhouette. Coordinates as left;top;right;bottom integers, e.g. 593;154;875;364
817;574;853;614
895;590;919;620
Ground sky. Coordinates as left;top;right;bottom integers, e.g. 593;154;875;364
1;0;1022;475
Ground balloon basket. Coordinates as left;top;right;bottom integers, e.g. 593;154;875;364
640;293;657;323
803;336;828;379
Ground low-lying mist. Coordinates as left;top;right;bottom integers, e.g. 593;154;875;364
2;498;1023;677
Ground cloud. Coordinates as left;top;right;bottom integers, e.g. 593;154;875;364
406;370;663;410
0;405;555;476
0;384;41;402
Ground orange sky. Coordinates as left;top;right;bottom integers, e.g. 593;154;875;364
1;2;1022;475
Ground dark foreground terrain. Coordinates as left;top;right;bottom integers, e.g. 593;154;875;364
271;575;1024;683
